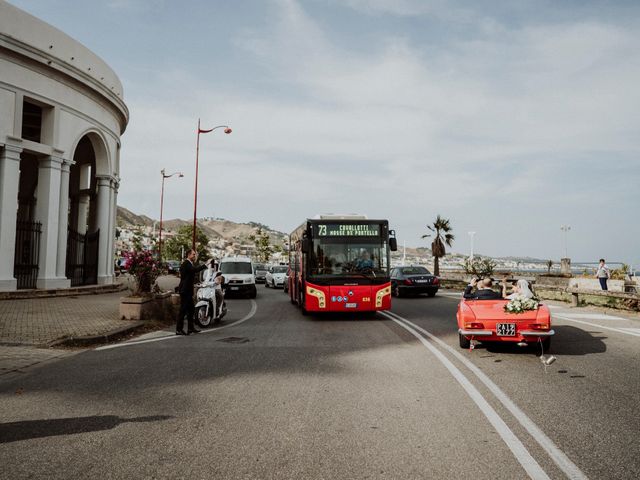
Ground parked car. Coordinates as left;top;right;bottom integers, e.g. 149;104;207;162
253;263;269;283
219;256;257;298
457;298;554;351
165;260;181;275
390;266;439;297
265;265;288;288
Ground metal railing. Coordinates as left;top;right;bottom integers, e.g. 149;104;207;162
66;228;99;286
14;221;41;289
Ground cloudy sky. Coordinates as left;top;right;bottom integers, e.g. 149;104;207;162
10;0;640;265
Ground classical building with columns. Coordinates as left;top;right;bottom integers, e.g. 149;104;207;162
0;1;128;291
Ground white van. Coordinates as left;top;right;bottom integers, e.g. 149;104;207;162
219;256;257;298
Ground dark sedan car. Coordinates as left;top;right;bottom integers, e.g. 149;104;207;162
390;266;439;297
253;263;269;283
165;260;181;275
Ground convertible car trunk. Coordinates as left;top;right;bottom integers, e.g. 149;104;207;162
466;300;539;321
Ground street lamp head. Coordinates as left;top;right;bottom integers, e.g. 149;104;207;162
224;127;232;134
178;173;184;178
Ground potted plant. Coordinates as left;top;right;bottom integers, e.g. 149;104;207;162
119;250;163;320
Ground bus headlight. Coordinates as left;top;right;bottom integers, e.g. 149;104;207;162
376;285;391;307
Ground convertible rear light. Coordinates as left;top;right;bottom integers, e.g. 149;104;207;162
528;323;550;330
404;279;413;285
464;322;485;329
433;277;439;285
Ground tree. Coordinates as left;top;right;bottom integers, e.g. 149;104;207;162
546;260;553;274
249;228;275;263
422;215;454;276
164;225;210;262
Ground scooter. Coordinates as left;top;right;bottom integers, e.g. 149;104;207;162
194;272;227;328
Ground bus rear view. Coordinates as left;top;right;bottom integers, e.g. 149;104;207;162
289;215;397;314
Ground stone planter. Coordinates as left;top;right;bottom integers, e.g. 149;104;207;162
120;296;155;320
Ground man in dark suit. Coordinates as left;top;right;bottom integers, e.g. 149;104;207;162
176;249;210;335
463;277;503;300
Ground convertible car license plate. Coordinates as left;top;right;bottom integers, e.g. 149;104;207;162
497;323;516;336
230;286;239;291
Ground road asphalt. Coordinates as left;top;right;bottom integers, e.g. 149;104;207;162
1;282;638;479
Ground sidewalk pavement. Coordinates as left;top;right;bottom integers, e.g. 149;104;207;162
0;275;180;381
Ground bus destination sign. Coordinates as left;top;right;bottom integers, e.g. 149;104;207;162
315;223;381;237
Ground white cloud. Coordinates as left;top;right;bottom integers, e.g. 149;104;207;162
117;0;640;262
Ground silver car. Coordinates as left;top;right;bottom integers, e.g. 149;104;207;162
265;265;288;288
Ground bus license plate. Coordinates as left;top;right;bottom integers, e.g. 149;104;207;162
345;303;357;308
497;323;516;336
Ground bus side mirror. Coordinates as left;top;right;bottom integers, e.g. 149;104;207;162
389;238;398;251
301;239;310;254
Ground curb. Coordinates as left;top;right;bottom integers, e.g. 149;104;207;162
0;283;128;301
47;321;148;348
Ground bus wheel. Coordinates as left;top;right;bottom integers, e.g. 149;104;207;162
298;289;308;316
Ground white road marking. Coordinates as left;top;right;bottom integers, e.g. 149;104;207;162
620;328;640;334
95;300;258;351
380;311;550;480
437;291;463;298
383;310;588;480
553;314;640;338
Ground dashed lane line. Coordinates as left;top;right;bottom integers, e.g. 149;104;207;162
382;310;588;480
95;300;258;351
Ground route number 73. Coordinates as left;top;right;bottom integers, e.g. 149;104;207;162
318;225;327;236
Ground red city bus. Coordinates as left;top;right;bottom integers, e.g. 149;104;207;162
288;215;397;314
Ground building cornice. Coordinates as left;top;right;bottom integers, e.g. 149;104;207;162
0;34;129;134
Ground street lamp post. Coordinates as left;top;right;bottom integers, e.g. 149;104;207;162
468;231;476;261
560;225;571;258
159;169;183;263
192;119;232;251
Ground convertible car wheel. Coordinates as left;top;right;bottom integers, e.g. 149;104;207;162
458;333;470;349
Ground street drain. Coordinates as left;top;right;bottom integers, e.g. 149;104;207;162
217;337;250;344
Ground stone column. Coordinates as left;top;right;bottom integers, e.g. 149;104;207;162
560;258;572;276
76;194;90;234
0;145;22;291
96;176;112;284
35;155;69;289
107;178;119;277
55;159;73;282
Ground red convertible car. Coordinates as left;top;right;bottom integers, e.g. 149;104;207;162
457;299;554;350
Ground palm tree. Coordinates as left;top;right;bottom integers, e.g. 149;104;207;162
422;215;455;276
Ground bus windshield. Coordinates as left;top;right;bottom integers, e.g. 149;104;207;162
308;238;388;278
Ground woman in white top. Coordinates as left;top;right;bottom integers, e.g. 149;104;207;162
502;279;534;299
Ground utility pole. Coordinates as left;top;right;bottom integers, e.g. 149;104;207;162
560;225;571;258
468;231;476;261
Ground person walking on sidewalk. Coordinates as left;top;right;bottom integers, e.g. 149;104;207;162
176;249;210;335
596;258;611;291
